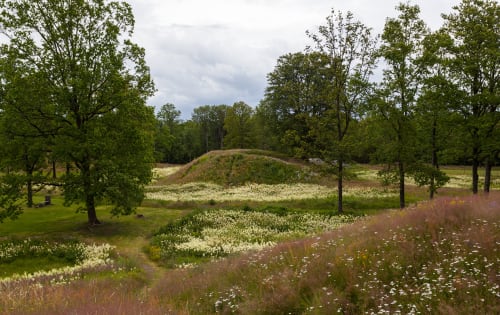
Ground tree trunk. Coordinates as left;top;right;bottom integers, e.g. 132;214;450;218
472;152;479;194
430;119;438;200
399;161;405;209
82;163;101;225
484;158;491;193
27;179;33;208
337;159;343;213
24;152;34;208
52;161;57;179
86;193;100;225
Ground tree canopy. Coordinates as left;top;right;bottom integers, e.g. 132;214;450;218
0;0;156;224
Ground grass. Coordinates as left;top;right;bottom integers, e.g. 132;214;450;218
161;149;326;186
149;193;500;314
149;209;360;267
0;161;498;314
0;196;186;241
1;193;497;314
0;256;70;278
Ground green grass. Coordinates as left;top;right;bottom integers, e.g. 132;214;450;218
0;197;88;238
163;149;326;186
149;208;360;267
0;161;497;314
0;256;71;278
149;193;500;314
1;196;187;241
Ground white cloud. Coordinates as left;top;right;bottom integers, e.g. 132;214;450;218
128;0;460;119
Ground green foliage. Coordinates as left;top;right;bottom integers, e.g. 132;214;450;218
441;0;500;193
0;239;85;265
377;166;400;186
223;101;256;149
372;3;429;208
407;163;450;195
0;0;156;223
192;104;229;153
0;174;24;223
262;51;333;158
154;103;180;162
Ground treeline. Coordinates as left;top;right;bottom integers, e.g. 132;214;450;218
154;1;499;210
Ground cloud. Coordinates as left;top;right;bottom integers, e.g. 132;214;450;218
128;0;460;119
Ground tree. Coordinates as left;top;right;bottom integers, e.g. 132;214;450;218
157;103;181;133
441;0;499;193
306;9;378;212
0;70;52;208
192;104;228;153
176;120;203;162
263;52;332;158
154;103;180;162
0;174;24;223
411;30;461;199
224;101;255;149
373;3;429;208
0;0;156;225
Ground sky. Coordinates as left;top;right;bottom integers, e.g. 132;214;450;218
127;0;461;119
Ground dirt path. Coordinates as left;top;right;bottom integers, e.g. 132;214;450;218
114;237;166;294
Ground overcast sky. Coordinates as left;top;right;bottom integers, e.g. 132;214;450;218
127;0;460;119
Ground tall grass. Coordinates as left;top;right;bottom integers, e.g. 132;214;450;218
1;193;498;314
152;193;499;314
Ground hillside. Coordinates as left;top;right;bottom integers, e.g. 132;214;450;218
159;149;328;186
151;193;500;314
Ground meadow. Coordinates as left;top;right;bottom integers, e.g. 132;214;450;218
0;156;499;314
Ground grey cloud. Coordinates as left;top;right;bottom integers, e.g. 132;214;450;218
129;0;460;119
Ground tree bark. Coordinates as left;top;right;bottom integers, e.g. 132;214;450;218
337;159;343;213
399;161;405;209
472;146;480;194
27;179;33;208
484;158;491;193
24;152;34;208
82;163;101;225
430;119;438;200
86;193;100;225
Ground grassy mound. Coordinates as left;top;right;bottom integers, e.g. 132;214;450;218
162;149;320;186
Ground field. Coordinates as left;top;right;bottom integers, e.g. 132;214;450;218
0;152;499;314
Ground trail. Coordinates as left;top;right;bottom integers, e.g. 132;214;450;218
116;237;166;296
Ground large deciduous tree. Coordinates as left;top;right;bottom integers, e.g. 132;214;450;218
441;0;499;193
306;9;378;213
263;51;333;158
373;3;428;208
0;0;156;225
